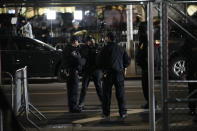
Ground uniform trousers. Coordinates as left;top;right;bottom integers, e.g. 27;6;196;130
79;70;103;105
67;70;79;111
102;72;127;116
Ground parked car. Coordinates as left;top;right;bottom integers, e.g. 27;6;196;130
1;36;66;81
168;21;197;79
136;18;197;80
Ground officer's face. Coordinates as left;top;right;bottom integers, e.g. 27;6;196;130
105;36;110;43
87;41;92;46
72;40;79;47
73;24;79;29
21;20;26;25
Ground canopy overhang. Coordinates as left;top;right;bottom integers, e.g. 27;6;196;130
0;0;154;7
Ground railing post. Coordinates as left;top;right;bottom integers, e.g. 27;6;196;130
160;1;169;131
0;110;3;131
147;2;156;131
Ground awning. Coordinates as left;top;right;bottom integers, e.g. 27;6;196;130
0;0;154;7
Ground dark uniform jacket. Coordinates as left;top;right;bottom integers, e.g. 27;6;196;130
62;44;85;71
38;28;49;43
136;22;160;69
97;42;130;81
80;43;101;74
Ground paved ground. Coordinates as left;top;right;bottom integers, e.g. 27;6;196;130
2;80;197;131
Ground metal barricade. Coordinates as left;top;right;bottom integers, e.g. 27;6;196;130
15;66;47;130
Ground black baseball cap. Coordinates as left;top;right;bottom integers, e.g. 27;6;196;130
106;32;115;41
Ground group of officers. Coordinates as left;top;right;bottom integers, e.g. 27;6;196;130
62;32;130;119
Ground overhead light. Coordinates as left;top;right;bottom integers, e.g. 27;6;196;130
187;5;197;16
47;10;56;20
8;9;15;14
74;10;83;20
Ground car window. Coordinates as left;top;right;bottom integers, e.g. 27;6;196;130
7;42;18;50
16;38;34;51
0;38;19;51
34;43;46;51
0;38;8;50
33;39;56;51
30;39;50;51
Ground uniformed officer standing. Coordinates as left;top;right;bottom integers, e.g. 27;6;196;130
78;36;103;109
97;32;130;119
185;35;197;121
137;21;159;109
137;21;149;109
62;35;85;113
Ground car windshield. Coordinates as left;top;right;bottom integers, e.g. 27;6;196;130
33;39;56;51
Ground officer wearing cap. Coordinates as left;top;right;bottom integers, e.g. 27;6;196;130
69;21;86;43
70;21;80;35
78;35;103;109
97;32;131;119
62;35;85;113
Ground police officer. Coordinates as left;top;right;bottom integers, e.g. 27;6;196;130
185;36;197;121
97;32;130;119
78;36;103;109
137;20;159;109
62;35;85;113
187;56;197;117
137;21;149;109
37;23;50;43
69;21;86;43
70;21;81;35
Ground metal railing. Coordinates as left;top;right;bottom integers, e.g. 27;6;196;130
15;66;47;130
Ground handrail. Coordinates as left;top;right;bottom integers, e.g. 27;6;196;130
155;6;197;41
168;3;197;27
169;80;197;83
170;1;197;4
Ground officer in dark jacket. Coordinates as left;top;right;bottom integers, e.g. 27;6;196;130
137;21;160;109
78;36;103;109
185;36;197;119
97;32;130;119
187;50;197;117
37;23;50;43
62;35;85;113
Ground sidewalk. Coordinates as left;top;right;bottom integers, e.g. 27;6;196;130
27;108;151;131
26;107;197;131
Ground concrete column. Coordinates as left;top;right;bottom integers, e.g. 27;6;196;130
126;5;136;77
126;5;133;51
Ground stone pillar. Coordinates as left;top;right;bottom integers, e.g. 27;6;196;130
126;5;136;78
